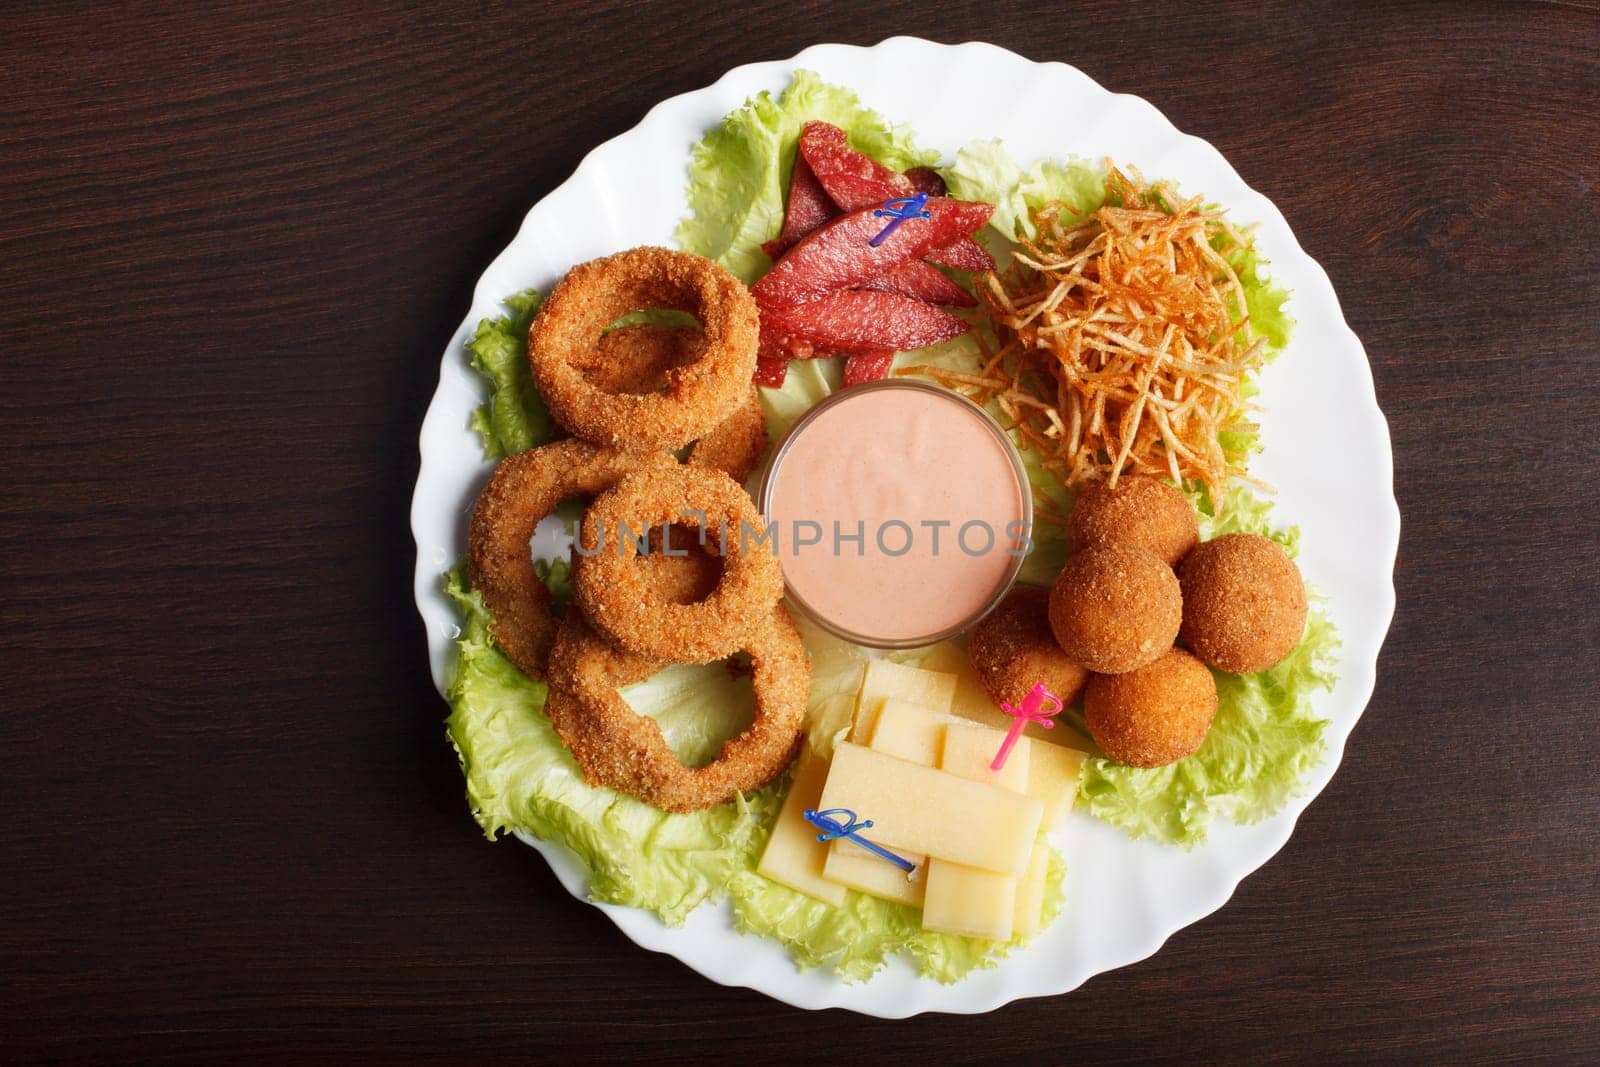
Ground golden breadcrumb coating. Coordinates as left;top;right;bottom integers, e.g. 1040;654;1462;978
1065;474;1198;567
1179;533;1306;673
1084;648;1217;767
1049;543;1181;674
528;246;759;451
572;465;783;664
543;607;809;812
969;586;1090;708
466;439;674;678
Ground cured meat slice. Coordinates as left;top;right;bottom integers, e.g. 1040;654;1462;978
797;121;914;211
758;291;970;350
903;166;947;197
753;198;994;306
860;260;977;308
798;122;990;270
841;350;896;385
924;236;995;272
753;356;789;387
761;153;838;259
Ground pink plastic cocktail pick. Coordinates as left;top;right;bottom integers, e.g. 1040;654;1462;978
990;682;1063;771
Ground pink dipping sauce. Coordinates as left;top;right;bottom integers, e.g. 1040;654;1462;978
758;381;1030;647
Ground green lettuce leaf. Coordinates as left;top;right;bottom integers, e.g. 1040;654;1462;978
730;843;1066;984
532;557;571;615
605;308;702;331
788;612;875;757
465;289;550;459
674;68;937;286
1228;240;1293;352
1076;487;1340;845
446;563;1057;979
944;141;1109;241
443;568;780;923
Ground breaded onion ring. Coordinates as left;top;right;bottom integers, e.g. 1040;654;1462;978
687;388;769;485
466;439;675;678
969;586;1090;708
572;465;783;663
543;607;809;812
529;247;760;451
571;323;700;394
630;525;725;606
568;323;770;483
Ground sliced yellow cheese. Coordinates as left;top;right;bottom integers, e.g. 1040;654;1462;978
1028;742;1088;828
823;840;926;906
933;722;1064;940
940;720;1031;794
868;699;961;766
920;640;996;725
952;698;1050;745
1012;843;1051;939
849;696;887;746
925;715;1027;941
915;640;965;674
851;660;957;743
922;861;1017;941
817;743;1042;876
756;749;848;906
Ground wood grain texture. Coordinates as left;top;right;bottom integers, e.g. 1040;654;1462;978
2;0;1597;1061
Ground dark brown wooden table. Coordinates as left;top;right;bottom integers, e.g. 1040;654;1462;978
3;2;1597;1061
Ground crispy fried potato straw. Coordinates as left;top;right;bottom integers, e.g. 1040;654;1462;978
572;465;783;664
905;165;1271;498
543;607;809;812
467;439;676;679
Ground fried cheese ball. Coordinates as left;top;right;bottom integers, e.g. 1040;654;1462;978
1048;543;1181;675
969;586;1090;708
1083;648;1217;767
1179;533;1307;673
1064;475;1199;567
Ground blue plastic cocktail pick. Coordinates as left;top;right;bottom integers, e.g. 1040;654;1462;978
868;192;932;247
803;807;918;872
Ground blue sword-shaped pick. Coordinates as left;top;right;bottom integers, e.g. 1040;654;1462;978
868;192;932;247
803;807;918;873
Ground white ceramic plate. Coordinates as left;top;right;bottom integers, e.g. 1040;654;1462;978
410;36;1399;1017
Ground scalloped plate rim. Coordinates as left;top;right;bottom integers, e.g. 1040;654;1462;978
409;36;1399;1017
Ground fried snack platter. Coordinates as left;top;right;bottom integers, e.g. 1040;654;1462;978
411;38;1398;1016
